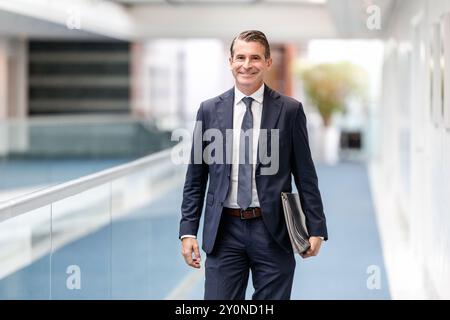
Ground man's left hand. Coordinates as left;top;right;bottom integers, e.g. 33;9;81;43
300;237;323;259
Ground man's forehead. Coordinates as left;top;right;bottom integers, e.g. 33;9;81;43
233;40;265;55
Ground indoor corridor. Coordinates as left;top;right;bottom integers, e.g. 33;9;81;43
0;0;449;300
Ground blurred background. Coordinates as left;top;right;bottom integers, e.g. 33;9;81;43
0;0;449;300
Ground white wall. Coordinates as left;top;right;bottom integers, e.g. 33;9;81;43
0;38;7;121
7;38;28;119
0;37;28;119
0;38;9;156
0;37;30;157
183;40;233;124
374;0;450;299
134;39;232;131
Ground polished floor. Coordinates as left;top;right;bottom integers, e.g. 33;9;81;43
0;161;390;300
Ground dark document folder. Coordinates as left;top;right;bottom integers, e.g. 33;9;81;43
281;192;311;254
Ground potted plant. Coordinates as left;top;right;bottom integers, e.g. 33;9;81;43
299;62;367;164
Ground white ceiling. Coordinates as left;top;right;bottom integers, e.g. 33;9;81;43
109;0;327;4
327;0;397;38
129;2;337;41
0;10;105;39
0;0;396;40
0;0;135;40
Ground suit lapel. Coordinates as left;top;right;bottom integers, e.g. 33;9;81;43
215;88;234;175
260;86;282;132
257;86;283;169
215;88;234;133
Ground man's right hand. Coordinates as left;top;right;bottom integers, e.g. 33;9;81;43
181;238;201;269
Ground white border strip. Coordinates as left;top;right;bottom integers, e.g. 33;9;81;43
0;146;175;222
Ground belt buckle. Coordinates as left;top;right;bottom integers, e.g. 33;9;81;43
240;208;256;220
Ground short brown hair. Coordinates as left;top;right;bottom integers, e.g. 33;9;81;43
230;30;271;59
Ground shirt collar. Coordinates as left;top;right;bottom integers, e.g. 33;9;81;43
234;83;265;105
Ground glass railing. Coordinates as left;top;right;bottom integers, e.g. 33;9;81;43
0;146;190;299
0;116;176;203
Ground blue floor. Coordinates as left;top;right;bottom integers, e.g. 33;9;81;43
291;162;390;299
186;162;391;300
0;161;390;300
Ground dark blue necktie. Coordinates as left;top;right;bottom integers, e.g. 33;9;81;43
237;97;254;210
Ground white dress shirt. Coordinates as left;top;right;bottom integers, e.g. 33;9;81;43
223;84;264;209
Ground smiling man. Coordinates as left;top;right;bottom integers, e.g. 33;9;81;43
179;30;328;300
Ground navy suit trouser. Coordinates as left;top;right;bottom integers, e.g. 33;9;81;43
204;212;296;300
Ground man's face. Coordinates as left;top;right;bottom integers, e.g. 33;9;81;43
229;39;272;93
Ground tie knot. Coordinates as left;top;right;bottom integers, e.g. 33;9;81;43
242;97;254;109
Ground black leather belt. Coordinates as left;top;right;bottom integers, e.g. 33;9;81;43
223;207;262;220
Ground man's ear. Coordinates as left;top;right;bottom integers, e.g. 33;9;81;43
229;56;233;69
266;58;273;69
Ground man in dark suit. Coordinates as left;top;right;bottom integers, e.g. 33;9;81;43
179;30;328;300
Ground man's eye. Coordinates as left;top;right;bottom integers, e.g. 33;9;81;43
236;56;244;60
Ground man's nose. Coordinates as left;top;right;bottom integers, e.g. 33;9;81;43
243;58;252;68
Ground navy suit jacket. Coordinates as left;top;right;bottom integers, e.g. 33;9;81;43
179;85;328;254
